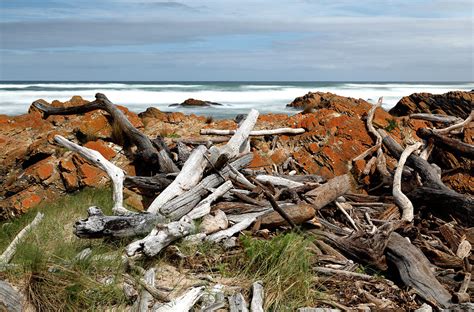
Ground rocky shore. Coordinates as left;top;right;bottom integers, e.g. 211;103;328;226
0;90;473;311
0;91;472;218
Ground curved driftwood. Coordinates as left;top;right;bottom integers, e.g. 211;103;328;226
433;110;473;134
34;93;178;173
417;128;474;159
379;129;474;226
201;127;305;136
0;280;24;312
393;142;423;222
55;135;132;215
256;175;304;188
366;97;391;181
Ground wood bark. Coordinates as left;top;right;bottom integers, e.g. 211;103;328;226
229;292;249;312
139;268;155;312
34;93;177;173
186;181;233;219
147;145;208;214
0;280;24;312
201;127;305;136
410;113;463;124
257;203;315;228
386;232;452;308
256;175;304;188
379;129;474;225
55;135;131;215
160;153;253;220
0;212;44;264
206;216;256;242
154;286;204;312
417;128;474;159
393;142;423;222
74;206;163;238
250;281;264;312
305;174;353;209
126;216;194;257
209;109;259;168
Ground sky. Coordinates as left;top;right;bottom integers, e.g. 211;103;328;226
0;0;473;81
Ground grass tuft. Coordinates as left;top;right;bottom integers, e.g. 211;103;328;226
238;233;317;311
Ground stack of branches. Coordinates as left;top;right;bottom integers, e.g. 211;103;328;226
4;93;472;311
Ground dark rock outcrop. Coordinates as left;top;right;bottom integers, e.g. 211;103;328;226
287;92;368;112
389;91;473;118
169;98;223;107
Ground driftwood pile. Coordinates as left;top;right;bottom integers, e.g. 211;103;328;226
1;93;473;311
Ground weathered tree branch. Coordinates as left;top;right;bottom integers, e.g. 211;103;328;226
417;128;474;159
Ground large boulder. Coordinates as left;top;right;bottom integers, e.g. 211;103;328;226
389;91;473;118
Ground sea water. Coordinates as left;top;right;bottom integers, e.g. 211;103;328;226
0;81;472;118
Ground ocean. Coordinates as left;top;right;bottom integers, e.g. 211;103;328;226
0;81;472;119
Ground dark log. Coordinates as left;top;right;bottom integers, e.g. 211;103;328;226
74;207;164;238
379;129;474;226
417;128;474;159
313;222;400;271
33;93;178;173
124;174;173;194
386;232;452;308
263;191;298;229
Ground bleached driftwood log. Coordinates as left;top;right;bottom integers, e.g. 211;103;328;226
433;110;473;134
186;181;233;219
154;286;205;312
74;207;163;238
209;109;259;168
255;175;304;188
147;145;208;214
0;280;24;312
201;127;305;136
0;212;44;265
160;154;253;220
206;216;256;242
366;97;391;181
55;135;131;215
250;281;264;312
393;142;423;222
305;174;353;209
126;216;194;257
139;268;155;312
410;113;463;124
34;93;178;173
229;292;249;312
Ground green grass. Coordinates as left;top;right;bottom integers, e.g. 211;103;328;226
384;118;398;132
0;188;130;311
238;233;319;311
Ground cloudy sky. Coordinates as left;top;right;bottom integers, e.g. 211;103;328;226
0;0;473;81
